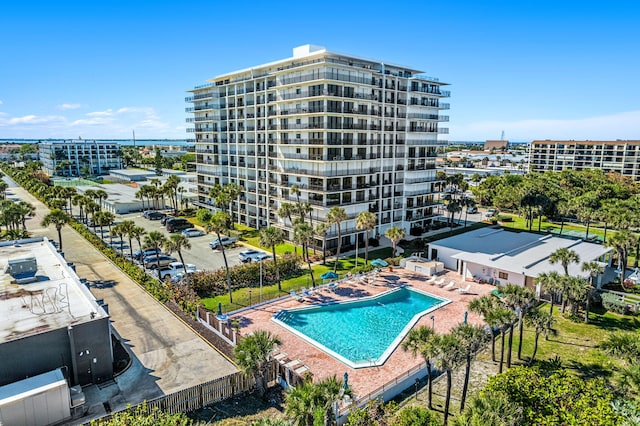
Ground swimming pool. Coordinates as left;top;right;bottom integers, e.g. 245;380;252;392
272;287;450;368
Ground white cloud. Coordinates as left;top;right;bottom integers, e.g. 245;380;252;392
0;115;66;125
86;109;114;117
450;111;640;142
56;103;82;110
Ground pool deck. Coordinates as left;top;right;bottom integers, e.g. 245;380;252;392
234;269;495;400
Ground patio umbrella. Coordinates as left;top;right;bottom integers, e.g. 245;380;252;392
343;372;349;390
321;271;339;280
371;258;388;267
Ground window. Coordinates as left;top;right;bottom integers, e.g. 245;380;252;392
498;271;508;280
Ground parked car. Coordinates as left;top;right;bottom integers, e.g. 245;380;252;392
144;211;167;221
239;249;263;263
156;262;197;280
166;218;191;233
170;270;197;284
143;254;177;269
244;252;272;263
133;248;162;261
209;236;238;249
182;228;205;238
160;215;175;225
466;206;478;214
485;208;498;217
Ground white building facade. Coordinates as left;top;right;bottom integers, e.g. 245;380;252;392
187;45;450;251
40;139;122;177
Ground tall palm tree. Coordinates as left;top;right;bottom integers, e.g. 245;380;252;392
165;233;192;277
118;220;136;259
549;247;580;313
356;211;377;263
84;200;99;231
327;206;347;273
41;209;70;251
524;309;556;365
94;189;108;211
235;330;281;400
205;211;234;303
452;323;490;412
129;225;147;259
468;295;501;362
259;226;284;291
0;180;7;200
433;333;465;425
500;284;536;362
15;201;35;231
315;223;328;265
535;271;563;315
110;223;125;255
581;261;604;323
294;222;316;287
401;326;438;409
455;392;524;426
491;308;516;374
385;226;406;258
565;276;591;317
315;376;351;426
607;230;636;283
143;231;168;271
285;379;318;426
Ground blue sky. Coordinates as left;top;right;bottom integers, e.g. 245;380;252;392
1;0;638;141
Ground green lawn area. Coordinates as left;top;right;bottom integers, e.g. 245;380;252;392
200;246;393;312
476;304;640;381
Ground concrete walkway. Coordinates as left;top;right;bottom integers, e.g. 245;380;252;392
3;177;238;420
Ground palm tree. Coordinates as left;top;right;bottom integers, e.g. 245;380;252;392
259;227;284;291
129;226;147;258
455;392;524;426
401;326;438;409
327;206;347;273
565;276;592;317
84;200;99;232
117;220;136;259
0;180;7;200
468;295;501;362
235;330;281;400
356;211;377;263
549;247;580;276
294;222;316;287
15;201;35;231
285;379;318;426
165;233;192;277
535;271;563;315
94;189;108;210
385;226;406;258
278;202;297;255
433;333;465;425
110;224;125;256
205;211;234;303
549;247;580;313
607;230;636;283
315;376;351;426
581;261;604;323
524;309;556;365
315;223;328;265
452;323;490;412
446;199;462;229
599;331;640;364
500;284;536;362
41;209;70;251
143;231;168;271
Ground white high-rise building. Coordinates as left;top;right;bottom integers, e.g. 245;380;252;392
187;45;449;252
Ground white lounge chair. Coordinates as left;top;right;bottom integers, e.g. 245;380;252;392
443;281;456;290
457;284;472;294
434;278;445;287
426;276;437;285
290;290;307;302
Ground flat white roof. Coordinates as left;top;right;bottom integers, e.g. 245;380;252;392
0;238;107;344
431;228;611;278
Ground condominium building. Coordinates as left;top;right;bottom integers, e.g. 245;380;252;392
187;45;450;251
40;139;122;177
528;140;640;180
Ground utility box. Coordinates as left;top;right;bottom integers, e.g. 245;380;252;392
7;256;38;284
0;369;72;426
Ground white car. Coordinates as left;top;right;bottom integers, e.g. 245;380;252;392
209;236;238;249
156;262;197;280
485;208;498;218
239;250;270;263
182;228;205;238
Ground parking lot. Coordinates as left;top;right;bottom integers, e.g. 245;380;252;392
107;211;263;273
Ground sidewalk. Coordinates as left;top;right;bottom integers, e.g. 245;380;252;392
4;179;238;420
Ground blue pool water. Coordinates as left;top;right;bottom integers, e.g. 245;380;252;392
273;287;449;368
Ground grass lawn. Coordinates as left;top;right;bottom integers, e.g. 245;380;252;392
475;304;640;381
200;246;394;312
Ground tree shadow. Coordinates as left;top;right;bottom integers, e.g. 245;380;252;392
588;306;640;331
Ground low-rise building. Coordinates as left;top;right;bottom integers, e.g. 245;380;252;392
0;237;113;388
